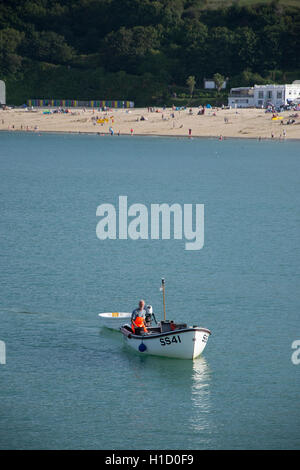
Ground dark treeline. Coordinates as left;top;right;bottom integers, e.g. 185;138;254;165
0;0;299;105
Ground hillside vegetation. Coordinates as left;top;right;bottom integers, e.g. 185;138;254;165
0;0;299;105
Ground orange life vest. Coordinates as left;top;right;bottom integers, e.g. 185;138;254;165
132;316;148;334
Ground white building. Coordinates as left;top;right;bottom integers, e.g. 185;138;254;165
228;87;254;108
253;83;300;107
228;82;300;108
204;78;227;90
0;80;5;105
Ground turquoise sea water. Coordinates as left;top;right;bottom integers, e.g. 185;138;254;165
0;132;299;449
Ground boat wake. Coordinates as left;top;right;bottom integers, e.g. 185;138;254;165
1;306;43;315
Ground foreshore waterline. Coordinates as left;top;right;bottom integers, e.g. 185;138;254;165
1;128;300;142
1;107;300;140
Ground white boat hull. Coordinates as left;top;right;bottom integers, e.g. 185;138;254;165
120;325;211;359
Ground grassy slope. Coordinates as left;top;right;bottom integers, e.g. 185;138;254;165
5;0;300;105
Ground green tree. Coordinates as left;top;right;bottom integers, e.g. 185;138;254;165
186;75;196;97
207;27;234;75
30;31;75;65
0;28;24;54
232;27;257;72
0;28;24;75
213;73;225;93
103;25;162;73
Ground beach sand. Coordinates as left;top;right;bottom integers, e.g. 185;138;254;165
1;106;299;140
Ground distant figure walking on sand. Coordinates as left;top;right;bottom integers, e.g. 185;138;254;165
188;128;192;138
130;128;133;135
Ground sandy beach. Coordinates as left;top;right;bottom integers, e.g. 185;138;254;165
1;106;300;140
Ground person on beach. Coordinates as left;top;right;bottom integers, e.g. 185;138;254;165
188;128;192;138
130;128;133;135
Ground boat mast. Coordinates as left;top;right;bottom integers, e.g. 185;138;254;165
161;278;166;321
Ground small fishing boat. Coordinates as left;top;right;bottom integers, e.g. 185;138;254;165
120;321;211;359
99;279;211;359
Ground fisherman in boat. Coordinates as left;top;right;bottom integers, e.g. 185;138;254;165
131;300;148;334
